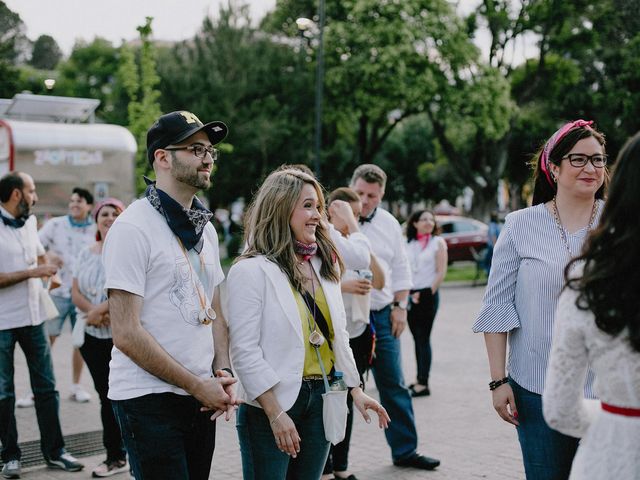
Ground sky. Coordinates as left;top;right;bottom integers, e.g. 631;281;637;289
5;0;277;55
5;0;532;64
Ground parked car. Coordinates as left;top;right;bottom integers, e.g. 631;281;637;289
436;215;488;263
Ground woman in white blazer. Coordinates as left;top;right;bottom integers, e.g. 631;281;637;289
227;169;389;480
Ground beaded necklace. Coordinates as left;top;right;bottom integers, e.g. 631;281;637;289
551;196;598;257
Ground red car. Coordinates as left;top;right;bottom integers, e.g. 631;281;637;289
435;215;488;263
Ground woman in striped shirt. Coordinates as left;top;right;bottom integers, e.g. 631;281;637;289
473;120;608;479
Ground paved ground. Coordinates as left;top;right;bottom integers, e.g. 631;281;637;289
11;283;524;479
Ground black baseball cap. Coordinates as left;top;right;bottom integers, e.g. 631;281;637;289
146;111;228;165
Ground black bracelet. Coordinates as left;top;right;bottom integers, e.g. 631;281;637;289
219;367;234;378
489;377;509;391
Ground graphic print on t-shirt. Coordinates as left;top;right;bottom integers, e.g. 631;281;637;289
169;255;203;326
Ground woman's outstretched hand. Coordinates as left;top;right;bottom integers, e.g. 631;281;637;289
351;388;390;429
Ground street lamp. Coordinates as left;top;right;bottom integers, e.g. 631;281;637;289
44;78;56;92
295;17;314;33
295;17;312;68
295;11;324;179
313;0;326;179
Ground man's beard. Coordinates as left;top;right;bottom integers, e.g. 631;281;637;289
171;156;211;190
17;196;31;220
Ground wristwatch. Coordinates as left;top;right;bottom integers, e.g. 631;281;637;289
391;299;408;310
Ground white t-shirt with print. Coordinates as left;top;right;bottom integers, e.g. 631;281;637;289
0;208;46;330
38;215;95;298
102;198;224;401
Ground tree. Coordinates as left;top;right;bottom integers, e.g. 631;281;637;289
0;0;27;96
261;0;518;216
157;3;315;207
55;38;124;122
472;0;640;210
29;34;62;70
118;17;162;193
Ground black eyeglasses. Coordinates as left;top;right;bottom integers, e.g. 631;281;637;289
561;153;608;168
164;144;218;160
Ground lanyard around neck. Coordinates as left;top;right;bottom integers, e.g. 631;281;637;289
176;236;215;325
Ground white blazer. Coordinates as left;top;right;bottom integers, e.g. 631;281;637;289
227;255;360;411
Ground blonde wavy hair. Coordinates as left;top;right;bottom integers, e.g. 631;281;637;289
239;168;343;290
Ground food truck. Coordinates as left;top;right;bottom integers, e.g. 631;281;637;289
0;93;136;216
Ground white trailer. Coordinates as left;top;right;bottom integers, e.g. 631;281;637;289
0;94;136;216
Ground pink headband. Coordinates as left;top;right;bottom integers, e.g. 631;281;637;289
93;197;126;222
540;119;594;186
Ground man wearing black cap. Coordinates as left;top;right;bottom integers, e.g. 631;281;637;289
102;111;238;479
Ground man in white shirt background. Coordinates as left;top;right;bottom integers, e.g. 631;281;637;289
0;172;84;478
31;188;96;405
350;164;441;471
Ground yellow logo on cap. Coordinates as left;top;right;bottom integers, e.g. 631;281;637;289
179;111;201;125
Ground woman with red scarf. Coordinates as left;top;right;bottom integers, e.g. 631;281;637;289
404;210;448;397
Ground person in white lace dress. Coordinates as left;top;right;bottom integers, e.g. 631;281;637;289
543;131;640;480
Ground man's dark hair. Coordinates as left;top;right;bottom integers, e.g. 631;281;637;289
72;187;94;205
0;172;25;203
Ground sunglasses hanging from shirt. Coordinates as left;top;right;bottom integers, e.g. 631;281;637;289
176;237;216;325
299;282;333;351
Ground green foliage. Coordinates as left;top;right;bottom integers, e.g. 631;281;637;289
29;35;62;70
55;38;124;122
157;3;314;207
118;17;162;194
375;114;462;204
321;0;479;164
0;60;18;97
0;1;27;63
0;1;26;97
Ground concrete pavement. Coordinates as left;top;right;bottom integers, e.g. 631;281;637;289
10;284;524;479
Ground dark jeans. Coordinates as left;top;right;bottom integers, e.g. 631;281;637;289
237;379;330;480
78;333;125;462
112;393;216;480
369;306;418;461
324;323;373;474
510;379;579;480
407;289;439;386
0;324;65;462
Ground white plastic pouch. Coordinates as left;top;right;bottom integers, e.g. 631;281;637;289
322;389;348;445
39;285;59;321
71;316;86;348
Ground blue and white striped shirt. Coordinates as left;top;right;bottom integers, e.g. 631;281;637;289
473;201;603;397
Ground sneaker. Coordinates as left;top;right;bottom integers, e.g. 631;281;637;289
45;452;84;472
92;459;128;477
1;460;21;479
15;394;34;408
70;384;91;403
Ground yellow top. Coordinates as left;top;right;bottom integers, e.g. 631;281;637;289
291;284;335;376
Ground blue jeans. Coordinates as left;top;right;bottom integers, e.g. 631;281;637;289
236;379;330;480
510;379;579;480
45;295;77;337
0;324;65;462
370;306;418;461
112;393;216;480
407;289;439;386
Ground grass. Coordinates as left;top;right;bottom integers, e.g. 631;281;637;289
444;262;486;283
